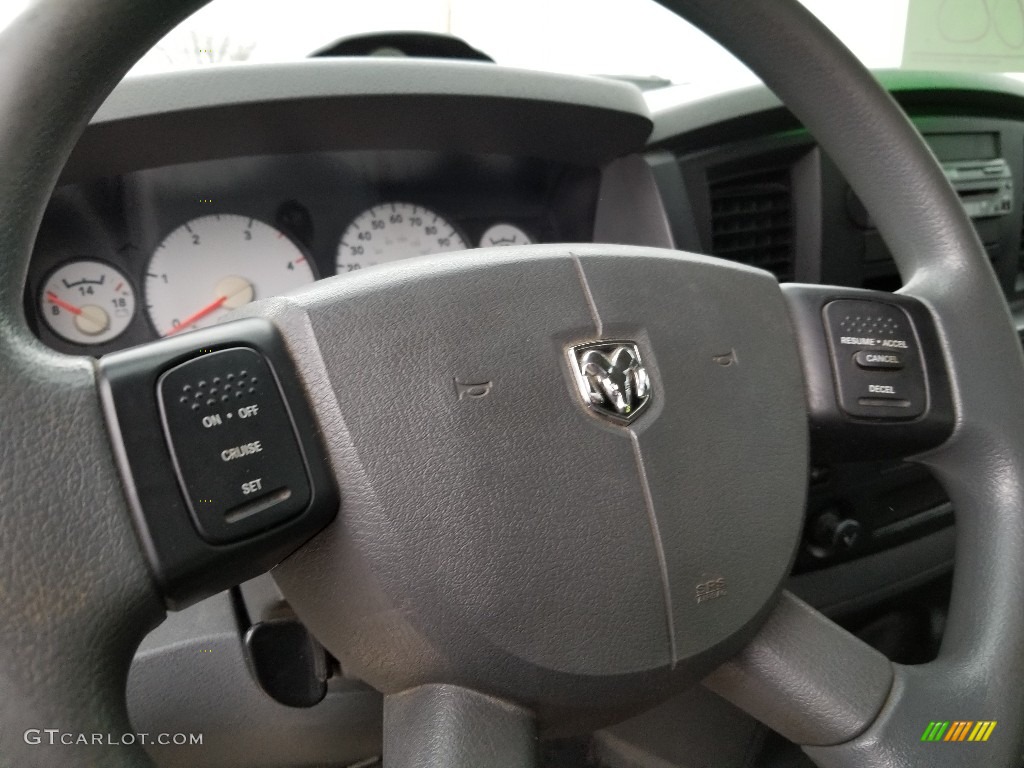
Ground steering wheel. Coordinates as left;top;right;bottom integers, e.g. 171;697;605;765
2;0;1023;766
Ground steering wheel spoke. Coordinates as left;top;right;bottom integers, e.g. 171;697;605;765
384;685;537;768
703;591;893;747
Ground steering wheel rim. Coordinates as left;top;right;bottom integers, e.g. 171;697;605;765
1;1;1023;767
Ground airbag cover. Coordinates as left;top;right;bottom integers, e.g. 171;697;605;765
267;244;808;708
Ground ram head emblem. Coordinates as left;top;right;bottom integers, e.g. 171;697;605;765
569;341;651;423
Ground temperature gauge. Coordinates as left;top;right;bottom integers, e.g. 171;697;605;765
478;223;533;247
40;260;135;345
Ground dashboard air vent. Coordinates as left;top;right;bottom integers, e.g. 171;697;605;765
709;168;794;281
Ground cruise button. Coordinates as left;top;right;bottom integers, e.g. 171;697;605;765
854;350;904;370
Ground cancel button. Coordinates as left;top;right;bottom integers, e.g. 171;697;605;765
854;350;904;370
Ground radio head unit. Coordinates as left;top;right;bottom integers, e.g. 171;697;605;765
943;158;1013;219
850;157;1013;228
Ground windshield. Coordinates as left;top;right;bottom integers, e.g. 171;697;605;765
2;0;1021;94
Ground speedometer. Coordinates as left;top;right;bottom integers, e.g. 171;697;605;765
145;214;314;337
336;202;467;273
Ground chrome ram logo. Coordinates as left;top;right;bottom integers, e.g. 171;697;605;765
569;341;651;423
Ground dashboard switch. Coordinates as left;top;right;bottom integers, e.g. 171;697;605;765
158;347;312;543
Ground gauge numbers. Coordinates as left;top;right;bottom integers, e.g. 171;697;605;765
40;260;135;345
145;214;314;337
336;202;467;273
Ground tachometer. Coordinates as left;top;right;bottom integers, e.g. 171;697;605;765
336;202;467;273
145;214;314;337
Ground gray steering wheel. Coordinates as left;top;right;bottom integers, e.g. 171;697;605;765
1;1;1023;767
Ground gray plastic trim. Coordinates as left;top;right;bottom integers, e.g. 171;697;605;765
593;685;764;768
649;84;787;147
128;591;382;767
644;150;703;252
791;148;823;284
648;69;1024;146
788;527;955;617
593;155;676;248
59;60;653;182
384;685;536;768
94;59;650;124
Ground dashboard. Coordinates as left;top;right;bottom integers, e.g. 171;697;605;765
28;150;596;353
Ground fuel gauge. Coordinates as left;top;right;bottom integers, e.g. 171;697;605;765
40;260;135;345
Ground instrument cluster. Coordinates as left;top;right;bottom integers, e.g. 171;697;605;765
28;150;594;354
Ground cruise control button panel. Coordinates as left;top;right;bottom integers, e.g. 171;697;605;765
158;348;311;543
823;300;926;419
782;286;954;461
98;317;338;608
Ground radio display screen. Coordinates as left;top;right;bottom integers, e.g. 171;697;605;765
924;133;999;162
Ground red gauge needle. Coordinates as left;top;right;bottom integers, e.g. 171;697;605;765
166;295;227;336
45;291;82;316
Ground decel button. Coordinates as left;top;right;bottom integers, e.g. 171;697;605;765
858;381;911;409
158;347;312;543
